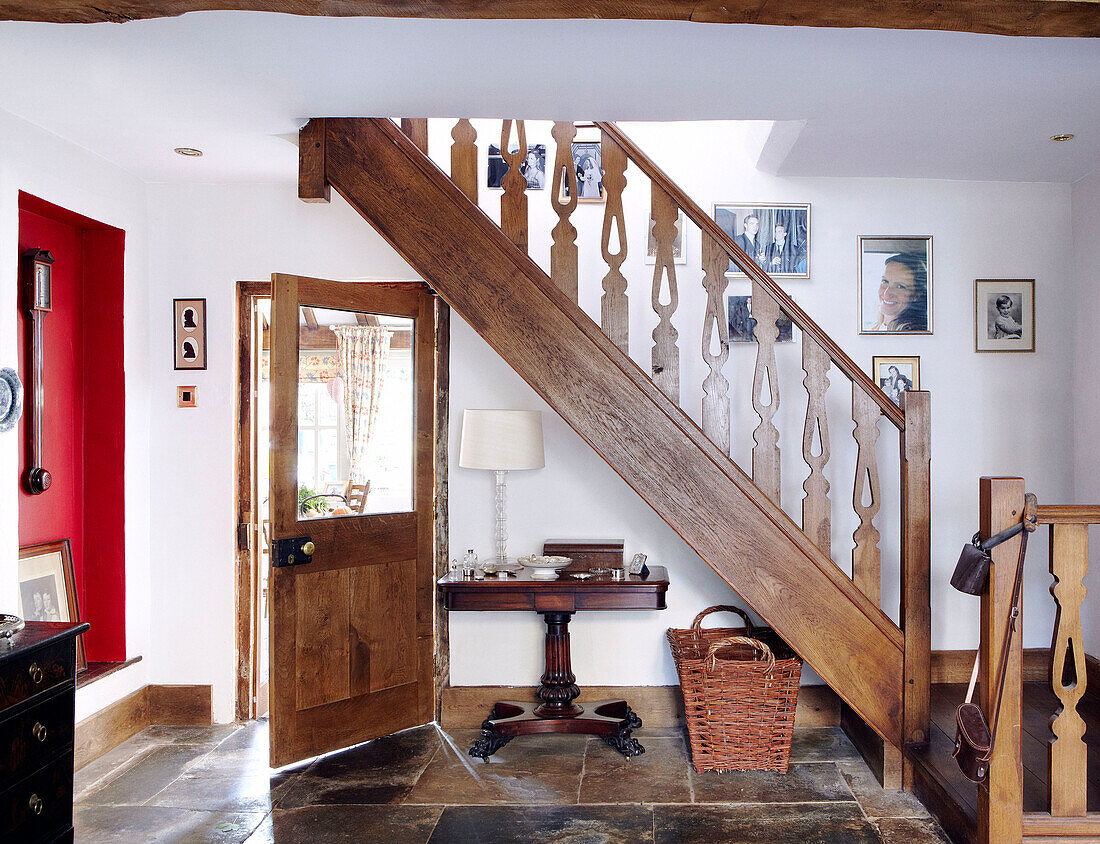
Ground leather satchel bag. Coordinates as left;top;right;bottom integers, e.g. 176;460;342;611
951;495;1036;783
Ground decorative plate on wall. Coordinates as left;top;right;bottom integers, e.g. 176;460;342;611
0;367;23;433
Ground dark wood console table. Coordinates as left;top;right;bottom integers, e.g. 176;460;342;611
438;566;668;760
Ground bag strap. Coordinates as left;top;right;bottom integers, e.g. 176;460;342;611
987;526;1029;752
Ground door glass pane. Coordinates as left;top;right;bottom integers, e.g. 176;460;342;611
296;305;415;520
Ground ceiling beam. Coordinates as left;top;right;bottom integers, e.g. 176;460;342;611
0;0;1096;36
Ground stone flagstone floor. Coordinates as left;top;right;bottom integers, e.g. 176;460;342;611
73;720;951;842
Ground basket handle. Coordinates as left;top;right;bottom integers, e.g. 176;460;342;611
705;635;776;673
691;605;753;634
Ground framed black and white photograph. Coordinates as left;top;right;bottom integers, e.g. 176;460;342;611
174;297;207;370
975;279;1034;352
487;143;547;190
645;209;686;265
560;141;603;203
18;539;86;672
872;356;920;408
727;294;794;343
714;203;809;279
859;236;932;335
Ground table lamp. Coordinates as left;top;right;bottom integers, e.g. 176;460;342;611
459;409;545;565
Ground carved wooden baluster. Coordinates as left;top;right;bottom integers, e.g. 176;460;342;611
801;337;831;556
549;121;579;303
852;387;882;605
450;119;478;203
600;132;629;352
500;119;529;252
750;279;781;503
1048;522;1088;817
701;233;730;455
650;185;680;403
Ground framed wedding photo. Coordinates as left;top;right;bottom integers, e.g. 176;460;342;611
872;356;920;409
174;298;207;370
487;143;547;190
859;236;932;335
18;539;86;672
975;279;1034;352
645;209;686;265
560;141;604;203
713;203;810;279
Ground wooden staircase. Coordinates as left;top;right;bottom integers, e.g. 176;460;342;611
298;116;931;761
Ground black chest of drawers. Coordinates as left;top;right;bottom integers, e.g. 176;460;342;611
0;621;89;844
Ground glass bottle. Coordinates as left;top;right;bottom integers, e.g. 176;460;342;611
462;549;478;578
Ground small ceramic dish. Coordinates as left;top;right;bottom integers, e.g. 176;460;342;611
518;555;573;579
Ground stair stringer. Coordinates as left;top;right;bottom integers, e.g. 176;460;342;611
315;117;905;748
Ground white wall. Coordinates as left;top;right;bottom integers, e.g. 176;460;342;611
5;113;1083;723
1071;168;1100;656
0;107;153;720
442;120;1076;687
145;183;415;722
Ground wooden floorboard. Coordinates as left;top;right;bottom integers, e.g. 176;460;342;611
916;682;1100;840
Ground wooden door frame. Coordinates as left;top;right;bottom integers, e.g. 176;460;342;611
233;279;450;723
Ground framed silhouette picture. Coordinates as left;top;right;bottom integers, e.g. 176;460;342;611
174;298;207;370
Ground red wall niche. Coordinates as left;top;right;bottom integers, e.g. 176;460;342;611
17;192;126;662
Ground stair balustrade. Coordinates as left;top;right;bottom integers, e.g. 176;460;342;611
310;115;929;761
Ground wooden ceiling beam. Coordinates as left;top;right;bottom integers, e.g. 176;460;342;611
0;0;1096;36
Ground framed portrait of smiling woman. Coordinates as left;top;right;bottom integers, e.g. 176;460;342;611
858;236;932;334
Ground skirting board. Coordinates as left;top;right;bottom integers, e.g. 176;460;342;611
75;684;213;770
440;684;839;729
931;648;1052;684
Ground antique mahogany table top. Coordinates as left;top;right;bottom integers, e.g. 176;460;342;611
438;566;669;759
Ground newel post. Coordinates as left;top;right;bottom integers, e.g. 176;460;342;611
978;476;1025;844
900;390;931;788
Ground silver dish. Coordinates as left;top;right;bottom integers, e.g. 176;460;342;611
0;614;25;640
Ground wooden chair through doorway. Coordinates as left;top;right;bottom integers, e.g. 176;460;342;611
345;480;371;514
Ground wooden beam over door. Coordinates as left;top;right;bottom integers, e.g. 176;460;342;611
1;0;1096;36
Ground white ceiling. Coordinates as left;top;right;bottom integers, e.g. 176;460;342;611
0;13;1096;184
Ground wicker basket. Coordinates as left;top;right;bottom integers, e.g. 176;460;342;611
667;605;802;773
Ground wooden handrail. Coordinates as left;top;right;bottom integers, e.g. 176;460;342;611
595;121;905;429
1036;505;1100;525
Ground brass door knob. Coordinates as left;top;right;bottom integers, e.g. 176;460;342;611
28;663;43;684
28;794;44;815
32;722;48;742
302;541;316;556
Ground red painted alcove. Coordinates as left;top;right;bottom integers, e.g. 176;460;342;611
17;191;126;662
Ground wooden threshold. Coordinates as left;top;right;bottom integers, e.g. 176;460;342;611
1;0;1096;36
1023;812;1100;838
76;655;142;689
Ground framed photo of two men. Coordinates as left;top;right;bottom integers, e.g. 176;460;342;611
713;203;810;279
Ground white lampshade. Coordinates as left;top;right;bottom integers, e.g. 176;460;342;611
459;409;545;470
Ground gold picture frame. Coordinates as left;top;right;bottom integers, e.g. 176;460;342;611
872;356;921;409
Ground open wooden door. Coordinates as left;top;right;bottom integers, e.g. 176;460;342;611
268;274;436;767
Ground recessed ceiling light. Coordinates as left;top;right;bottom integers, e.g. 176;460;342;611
1050;134;1075;142
174;147;203;156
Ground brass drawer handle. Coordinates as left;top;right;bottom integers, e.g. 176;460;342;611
28;663;44;684
32;722;48;742
28;793;44;815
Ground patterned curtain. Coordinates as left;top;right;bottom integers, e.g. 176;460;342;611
330;325;392;483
